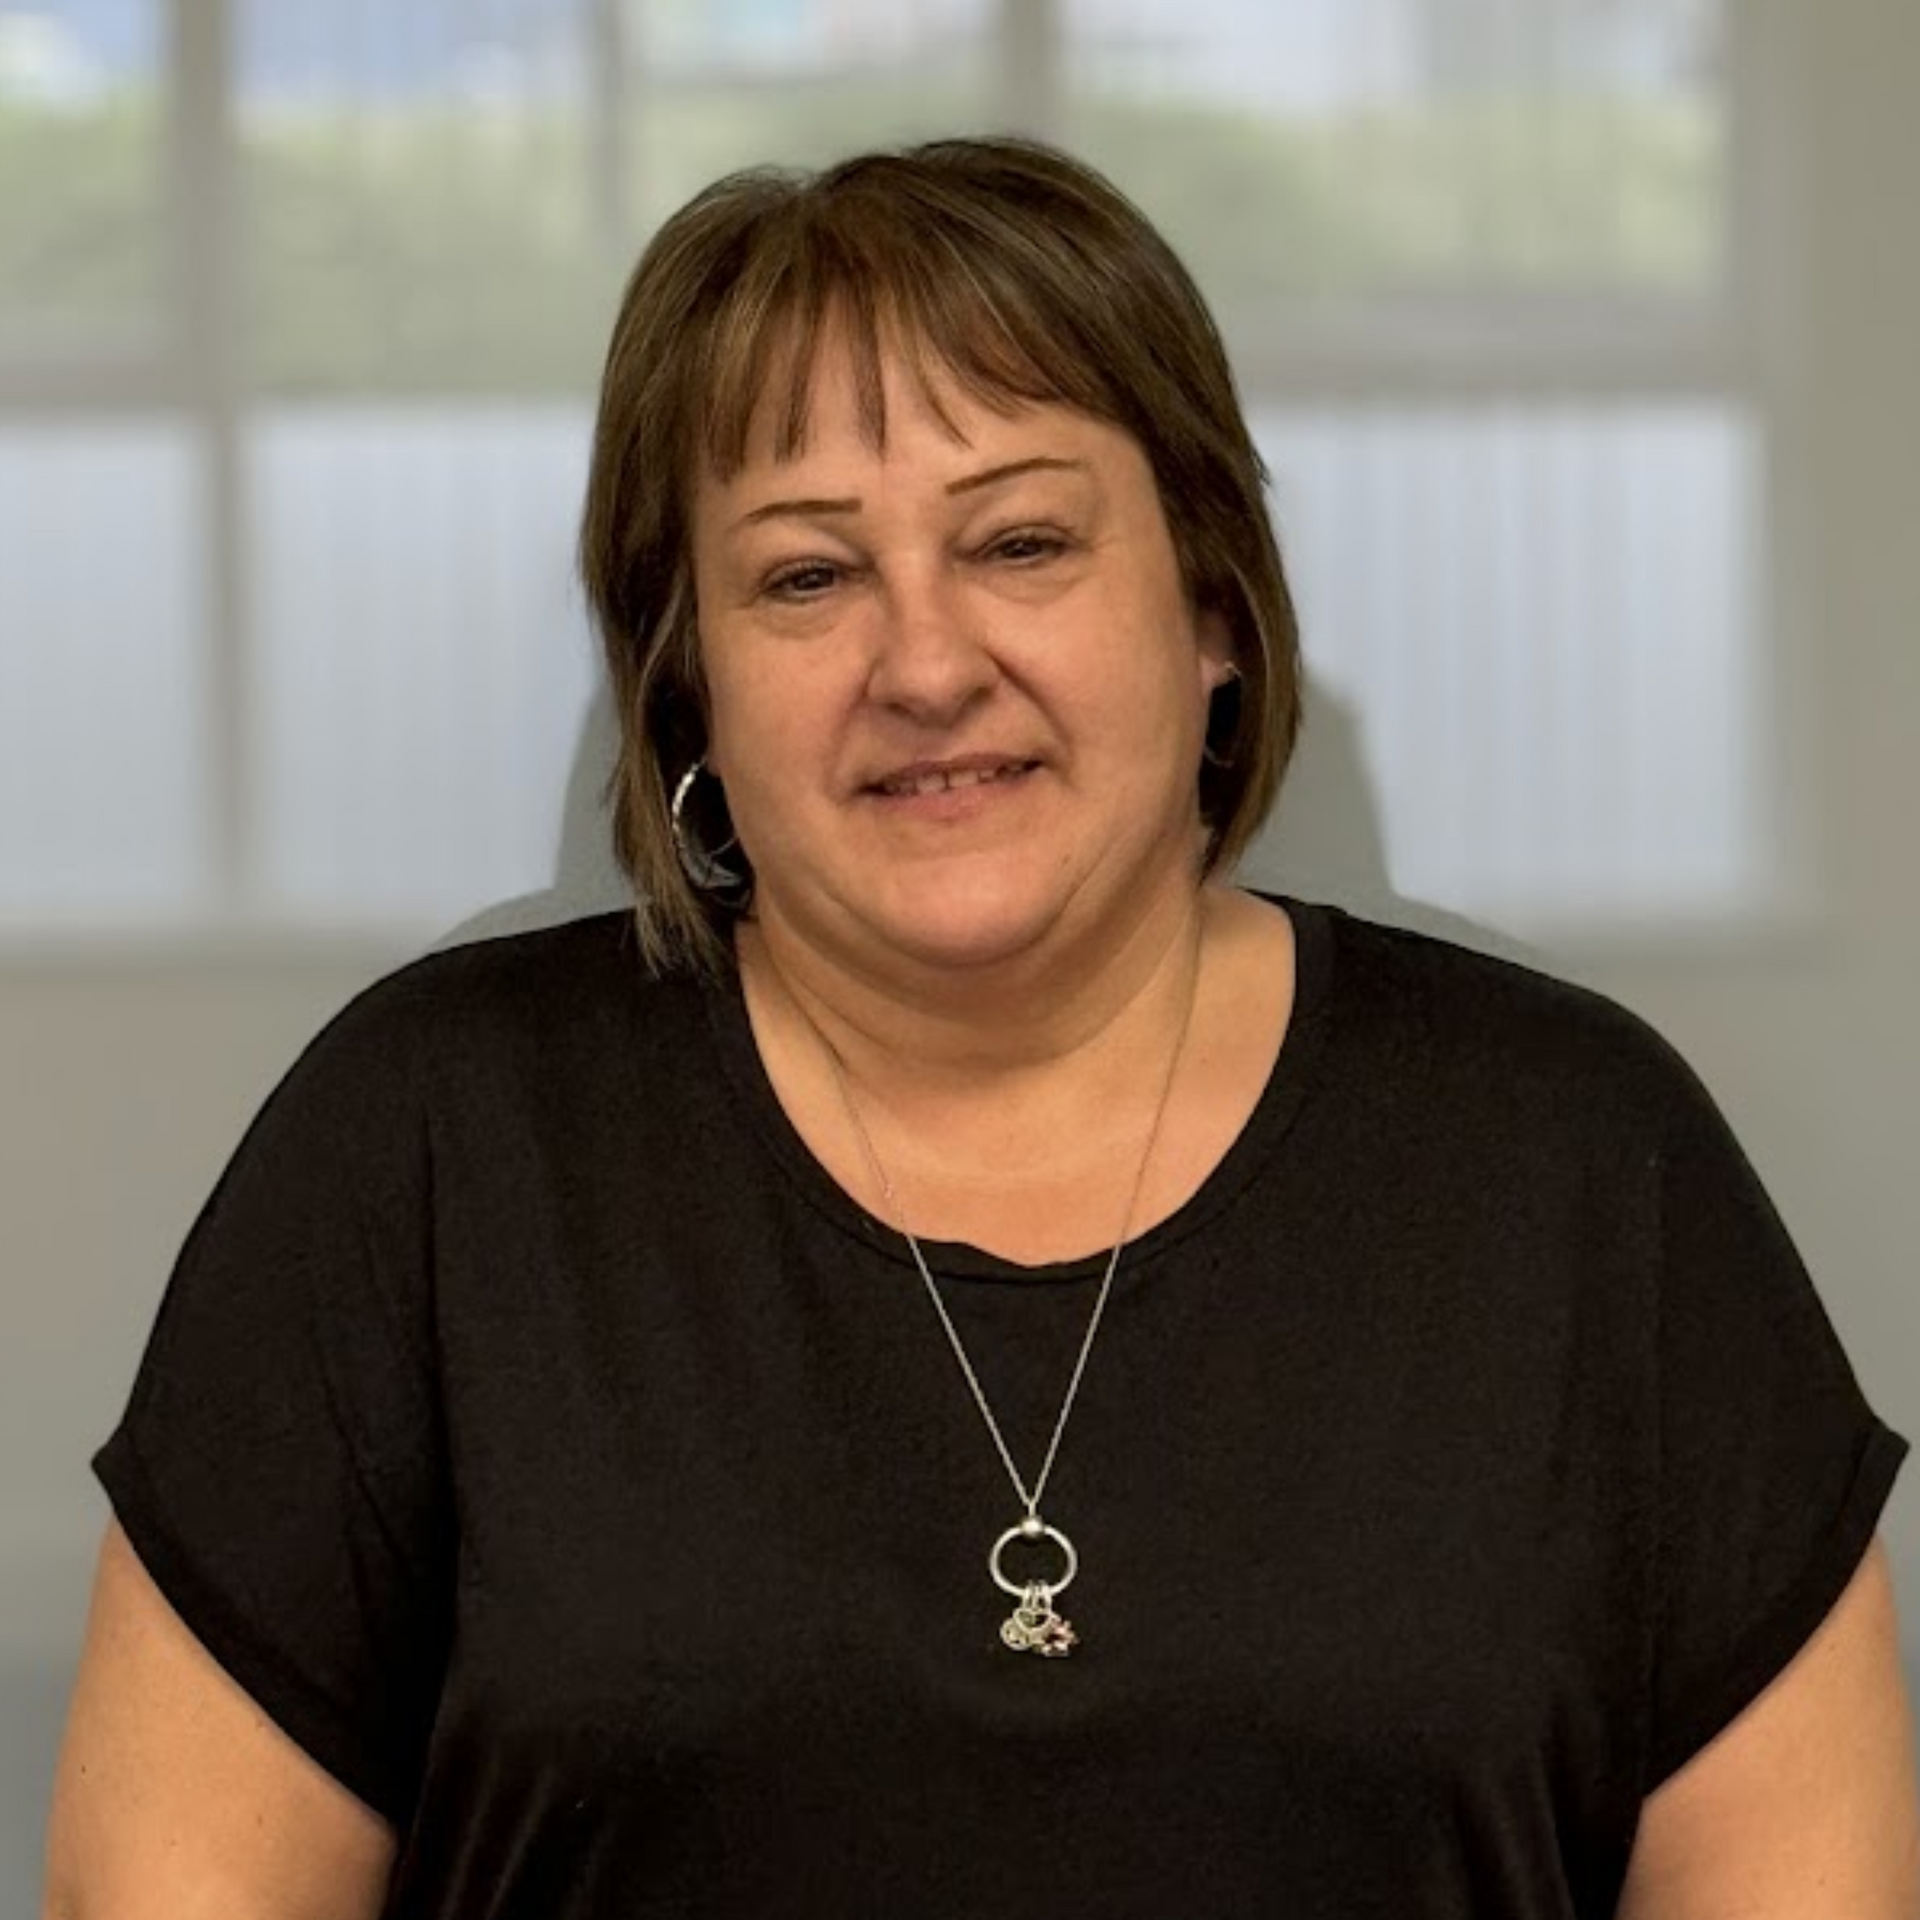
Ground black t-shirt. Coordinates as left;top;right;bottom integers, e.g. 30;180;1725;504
95;898;1906;1918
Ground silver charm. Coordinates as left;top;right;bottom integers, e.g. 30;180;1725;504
1000;1582;1078;1656
989;1517;1080;1657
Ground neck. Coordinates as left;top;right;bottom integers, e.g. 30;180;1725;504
736;874;1212;1102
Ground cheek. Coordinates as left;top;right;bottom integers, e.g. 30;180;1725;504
693;639;771;786
1155;614;1224;727
702;702;760;795
700;659;827;818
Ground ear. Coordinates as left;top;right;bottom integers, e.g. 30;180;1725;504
1194;606;1237;692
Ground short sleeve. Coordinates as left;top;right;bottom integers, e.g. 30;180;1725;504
94;982;453;1825
1645;1043;1907;1786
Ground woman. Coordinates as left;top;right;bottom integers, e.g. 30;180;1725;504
44;138;1919;1917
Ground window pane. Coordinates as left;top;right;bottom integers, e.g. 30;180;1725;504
246;406;597;926
1250;401;1767;929
238;0;620;396
627;0;1000;226
1065;0;1726;313
0;1;166;357
0;425;211;925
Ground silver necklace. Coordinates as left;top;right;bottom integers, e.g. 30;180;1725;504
815;951;1198;1659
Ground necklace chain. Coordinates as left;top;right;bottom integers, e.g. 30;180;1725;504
816;942;1200;1526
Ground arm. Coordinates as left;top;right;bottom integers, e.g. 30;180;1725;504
1619;1537;1920;1919
43;1523;397;1920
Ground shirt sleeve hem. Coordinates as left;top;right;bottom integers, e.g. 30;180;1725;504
92;1426;413;1828
1645;1417;1909;1790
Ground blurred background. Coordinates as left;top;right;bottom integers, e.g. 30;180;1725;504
1;0;1914;1898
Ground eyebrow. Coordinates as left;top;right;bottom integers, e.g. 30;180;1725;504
728;455;1089;532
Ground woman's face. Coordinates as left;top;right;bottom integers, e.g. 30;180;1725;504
689;333;1235;984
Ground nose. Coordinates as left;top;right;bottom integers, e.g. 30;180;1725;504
863;565;997;723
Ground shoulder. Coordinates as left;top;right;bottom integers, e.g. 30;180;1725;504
319;910;697;1063
1287;896;1717;1152
249;912;717;1151
348;908;658;1027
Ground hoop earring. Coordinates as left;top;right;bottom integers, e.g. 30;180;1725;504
669;757;748;896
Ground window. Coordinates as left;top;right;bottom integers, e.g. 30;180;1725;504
0;0;1771;941
1064;0;1760;928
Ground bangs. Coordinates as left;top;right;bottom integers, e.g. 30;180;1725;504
693;193;1110;479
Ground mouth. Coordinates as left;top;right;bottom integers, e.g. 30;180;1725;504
868;757;1040;799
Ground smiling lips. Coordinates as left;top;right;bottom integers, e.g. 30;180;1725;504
872;757;1039;798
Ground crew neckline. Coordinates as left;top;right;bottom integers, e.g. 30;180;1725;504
700;892;1340;1287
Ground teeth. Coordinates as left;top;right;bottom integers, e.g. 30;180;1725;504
884;763;1026;797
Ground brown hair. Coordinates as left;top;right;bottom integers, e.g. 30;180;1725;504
579;135;1301;973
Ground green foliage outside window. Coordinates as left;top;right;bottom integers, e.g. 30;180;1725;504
0;78;1719;394
0;95;164;355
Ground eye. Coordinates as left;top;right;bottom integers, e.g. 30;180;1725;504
762;560;843;601
983;527;1070;566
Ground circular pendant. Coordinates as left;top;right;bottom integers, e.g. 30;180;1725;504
989;1518;1080;1657
988;1517;1078;1598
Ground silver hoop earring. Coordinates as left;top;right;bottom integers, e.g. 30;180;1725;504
669;757;747;895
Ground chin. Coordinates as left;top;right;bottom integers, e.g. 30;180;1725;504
848;871;1073;975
